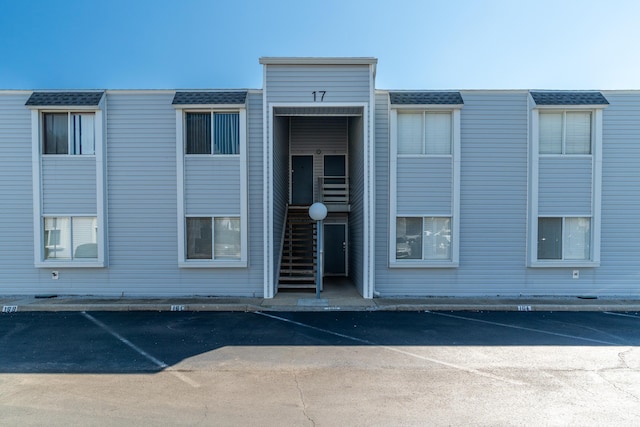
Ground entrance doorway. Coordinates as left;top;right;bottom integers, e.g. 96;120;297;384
324;223;347;276
291;155;313;205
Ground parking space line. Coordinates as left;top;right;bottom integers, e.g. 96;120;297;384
604;312;640;320
255;311;526;386
427;312;620;345
81;312;200;388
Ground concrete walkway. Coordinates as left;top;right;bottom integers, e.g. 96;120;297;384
2;293;640;312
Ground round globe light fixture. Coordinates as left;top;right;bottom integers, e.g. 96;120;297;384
308;202;328;221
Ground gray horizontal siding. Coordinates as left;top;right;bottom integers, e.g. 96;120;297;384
290;117;348;154
376;92;530;296
266;65;371;103
595;92;640;294
184;157;241;214
538;157;592;216
373;92;390;295
41;157;97;214
0;93;40;293
396;157;452;215
272;115;289;287
246;92;265;288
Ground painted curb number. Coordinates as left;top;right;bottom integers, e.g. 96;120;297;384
2;306;18;313
170;305;185;312
518;305;532;312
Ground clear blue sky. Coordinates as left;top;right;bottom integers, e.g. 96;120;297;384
1;0;639;90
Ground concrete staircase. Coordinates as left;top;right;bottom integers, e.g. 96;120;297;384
278;206;317;289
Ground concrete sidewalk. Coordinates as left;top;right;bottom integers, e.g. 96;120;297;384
2;294;640;312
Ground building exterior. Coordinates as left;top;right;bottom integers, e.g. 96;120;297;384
1;57;639;298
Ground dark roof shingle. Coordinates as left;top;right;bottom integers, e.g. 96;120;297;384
172;91;247;105
530;91;609;105
26;91;104;106
390;91;463;105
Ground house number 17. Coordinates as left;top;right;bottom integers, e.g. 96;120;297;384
312;91;326;102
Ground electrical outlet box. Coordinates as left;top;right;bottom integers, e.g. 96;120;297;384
51;271;59;280
572;270;579;279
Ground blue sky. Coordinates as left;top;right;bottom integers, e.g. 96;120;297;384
1;0;639;90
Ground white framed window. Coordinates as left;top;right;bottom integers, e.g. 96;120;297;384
539;111;592;155
529;99;604;268
537;217;591;261
43;216;98;261
397;111;452;155
395;217;452;261
43;112;95;155
30;101;106;269
186;216;241;261
185;111;240;155
176;106;247;268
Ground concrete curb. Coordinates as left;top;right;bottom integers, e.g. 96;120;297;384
3;297;640;313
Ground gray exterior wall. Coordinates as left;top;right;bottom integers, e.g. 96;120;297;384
348;115;365;295
4;68;640;298
0;91;264;297
290;116;348;201
376;91;530;296
264;65;371;103
272;115;289;287
184;157;241;213
41;158;97;214
396;157;452;214
592;92;640;294
0;93;38;293
538;157;592;216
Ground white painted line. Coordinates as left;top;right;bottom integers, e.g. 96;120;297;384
255;312;526;386
428;312;620;345
81;312;200;388
604;312;640;320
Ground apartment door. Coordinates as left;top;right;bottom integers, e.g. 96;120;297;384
291;155;314;205
324;223;347;276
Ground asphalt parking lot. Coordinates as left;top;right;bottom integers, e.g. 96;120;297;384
1;310;640;425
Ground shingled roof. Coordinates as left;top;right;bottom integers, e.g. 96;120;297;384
390;91;463;105
26;91;104;106
530;91;609;106
172;91;247;105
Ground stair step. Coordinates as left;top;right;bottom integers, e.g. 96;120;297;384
277;283;316;289
278;276;316;283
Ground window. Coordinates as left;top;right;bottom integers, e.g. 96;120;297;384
43;112;95;155
186;217;241;260
185;112;239;154
538;217;590;261
398;111;451;155
396;217;451;261
44;217;98;260
539;111;591;154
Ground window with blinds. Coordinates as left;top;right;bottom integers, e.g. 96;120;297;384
539;111;592;154
397;111;452;155
185;112;239;155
